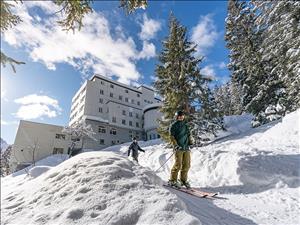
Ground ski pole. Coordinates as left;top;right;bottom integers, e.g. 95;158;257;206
155;151;175;172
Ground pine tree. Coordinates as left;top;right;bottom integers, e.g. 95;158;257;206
154;14;222;144
0;145;12;176
225;0;291;126
253;1;300;112
214;81;243;116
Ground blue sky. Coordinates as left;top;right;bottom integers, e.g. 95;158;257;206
1;1;230;144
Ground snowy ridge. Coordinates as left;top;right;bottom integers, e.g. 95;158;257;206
1;152;200;225
1;110;299;225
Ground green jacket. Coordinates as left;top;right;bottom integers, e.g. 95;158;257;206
169;120;191;151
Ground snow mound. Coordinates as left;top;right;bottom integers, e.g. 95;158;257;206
12;154;69;176
140;109;300;190
28;166;52;178
223;113;253;134
1;152;200;225
252;109;300;149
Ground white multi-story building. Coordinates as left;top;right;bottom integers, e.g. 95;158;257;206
11;74;163;171
69;74;162;150
10;120;73;172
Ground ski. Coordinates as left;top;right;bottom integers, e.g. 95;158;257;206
163;184;218;199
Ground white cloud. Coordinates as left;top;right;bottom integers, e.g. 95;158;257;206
1;119;19;126
138;41;156;60
1;88;8;102
139;14;161;41
191;14;219;55
3;2;158;85
1;120;8;125
218;61;226;69
202;65;216;79
14;94;62;120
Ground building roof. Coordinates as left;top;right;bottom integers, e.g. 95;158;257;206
90;74;143;94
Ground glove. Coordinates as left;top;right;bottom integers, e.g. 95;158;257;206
188;136;195;145
174;145;182;152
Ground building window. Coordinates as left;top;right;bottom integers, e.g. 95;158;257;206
122;110;126;116
125;97;128;102
112;117;116;123
157;134;161;138
137;93;140;97
100;81;104;85
99;98;103;103
100;90;104;95
55;134;66;140
110;93;113;98
136;113;139;119
110;129;117;135
137;101;140;106
80;96;85;103
129;112;133;117
107;108;109;113
110;84;114;88
53;148;64;154
131;99;135;104
100;139;105;145
71;137;80;142
122;119;126;125
119;95;123;101
129;121;133;126
136;122;139;128
98;126;106;133
111;140;116;145
125;89;129;93
99;107;103;113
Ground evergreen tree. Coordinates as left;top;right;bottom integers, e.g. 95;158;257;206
214;81;243;116
225;0;292;126
154;14;222;145
253;1;300;112
0;146;12;177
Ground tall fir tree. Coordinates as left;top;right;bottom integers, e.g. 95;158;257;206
214;81;243;116
225;0;293;126
154;14;222;145
253;1;300;112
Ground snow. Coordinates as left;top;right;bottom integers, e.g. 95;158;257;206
1;152;199;225
1;109;300;225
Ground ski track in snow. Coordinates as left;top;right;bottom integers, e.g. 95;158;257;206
1;110;300;225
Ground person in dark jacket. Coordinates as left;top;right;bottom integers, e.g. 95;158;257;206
168;110;194;188
128;137;145;162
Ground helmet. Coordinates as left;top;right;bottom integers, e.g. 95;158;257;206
175;110;184;117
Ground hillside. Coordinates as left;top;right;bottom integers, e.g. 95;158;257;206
1;110;299;225
1;138;9;153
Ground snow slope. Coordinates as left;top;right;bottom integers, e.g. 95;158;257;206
1;110;299;225
1;152;200;225
137;109;300;225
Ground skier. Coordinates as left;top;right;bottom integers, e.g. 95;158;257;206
128;137;145;162
168;110;194;188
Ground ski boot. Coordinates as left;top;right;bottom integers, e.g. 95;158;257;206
168;180;181;188
180;180;191;189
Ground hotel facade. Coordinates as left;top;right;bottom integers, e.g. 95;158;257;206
11;74;163;171
69;74;162;149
